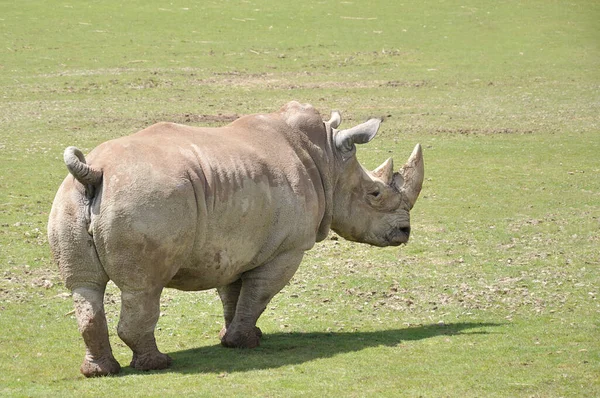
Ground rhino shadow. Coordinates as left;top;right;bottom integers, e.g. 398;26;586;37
121;322;501;375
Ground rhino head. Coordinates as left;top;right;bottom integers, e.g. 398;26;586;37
326;112;424;247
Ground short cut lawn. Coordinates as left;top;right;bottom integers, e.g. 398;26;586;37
0;1;598;397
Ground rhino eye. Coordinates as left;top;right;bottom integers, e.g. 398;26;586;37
368;189;381;198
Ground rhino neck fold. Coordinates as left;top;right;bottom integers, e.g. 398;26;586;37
312;122;338;242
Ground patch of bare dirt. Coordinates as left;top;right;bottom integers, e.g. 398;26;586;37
433;127;535;135
191;71;428;91
383;80;428;88
173;113;240;124
0;264;62;308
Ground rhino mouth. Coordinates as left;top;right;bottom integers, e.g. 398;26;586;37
387;226;411;246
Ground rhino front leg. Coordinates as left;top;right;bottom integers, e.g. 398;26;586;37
221;251;303;348
73;286;121;377
117;288;172;371
217;279;263;340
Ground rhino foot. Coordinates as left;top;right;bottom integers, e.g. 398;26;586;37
130;351;173;371
80;355;121;378
219;326;262;341
220;326;262;348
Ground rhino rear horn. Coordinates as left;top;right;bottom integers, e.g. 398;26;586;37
326;110;342;129
373;157;394;185
334;118;381;159
395;144;424;209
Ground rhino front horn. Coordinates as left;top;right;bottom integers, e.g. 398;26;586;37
397;144;424;210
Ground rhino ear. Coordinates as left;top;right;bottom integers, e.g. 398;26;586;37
326;110;342;129
373;157;394;185
334;118;381;159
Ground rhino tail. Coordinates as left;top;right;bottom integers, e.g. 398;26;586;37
63;146;103;196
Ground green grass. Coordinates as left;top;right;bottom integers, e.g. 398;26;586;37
1;0;599;396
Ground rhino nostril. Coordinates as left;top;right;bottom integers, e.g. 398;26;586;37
400;226;411;236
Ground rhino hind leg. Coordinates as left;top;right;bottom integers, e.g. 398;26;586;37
217;279;242;330
117;288;172;371
73;286;121;377
220;251;303;348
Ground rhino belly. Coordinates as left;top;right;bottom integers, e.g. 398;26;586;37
165;246;253;291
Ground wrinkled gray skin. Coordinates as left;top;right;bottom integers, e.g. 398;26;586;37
48;101;424;377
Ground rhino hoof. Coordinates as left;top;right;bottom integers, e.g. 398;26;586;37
219;326;262;341
220;327;262;349
130;352;173;371
80;356;121;378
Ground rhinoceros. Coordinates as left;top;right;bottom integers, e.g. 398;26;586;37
48;101;424;377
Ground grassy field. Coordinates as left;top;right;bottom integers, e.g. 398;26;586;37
1;0;599;396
